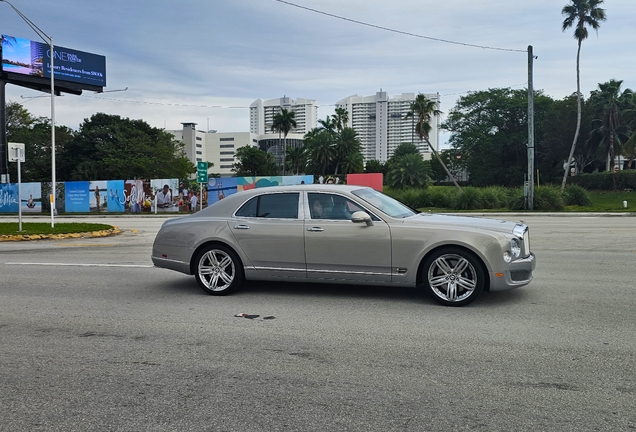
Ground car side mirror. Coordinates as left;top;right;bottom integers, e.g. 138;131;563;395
351;211;374;226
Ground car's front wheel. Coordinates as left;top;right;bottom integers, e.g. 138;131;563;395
422;247;485;307
194;244;244;295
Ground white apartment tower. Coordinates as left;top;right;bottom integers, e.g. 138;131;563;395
335;92;441;163
250;96;318;135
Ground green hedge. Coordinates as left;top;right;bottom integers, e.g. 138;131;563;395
568;171;636;190
384;185;589;212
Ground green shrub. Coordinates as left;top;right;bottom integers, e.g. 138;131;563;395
392;188;430;209
534;186;565;211
452;187;483;210
480;186;511;209
428;187;456;208
507;188;526;210
563;185;593;206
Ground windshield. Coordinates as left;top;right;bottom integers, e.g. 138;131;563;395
352;188;417;219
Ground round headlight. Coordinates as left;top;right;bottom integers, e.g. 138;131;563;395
510;238;521;258
503;251;512;263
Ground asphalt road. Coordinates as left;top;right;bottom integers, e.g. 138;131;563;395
1;214;635;431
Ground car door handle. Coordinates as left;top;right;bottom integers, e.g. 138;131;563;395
234;225;250;230
307;227;324;232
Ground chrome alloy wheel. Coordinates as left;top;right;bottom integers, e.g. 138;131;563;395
198;249;236;291
427;253;478;303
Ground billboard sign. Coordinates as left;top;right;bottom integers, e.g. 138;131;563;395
1;34;106;87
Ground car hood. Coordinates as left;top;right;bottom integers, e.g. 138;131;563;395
404;213;521;234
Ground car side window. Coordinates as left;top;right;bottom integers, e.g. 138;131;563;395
308;193;371;220
236;193;299;219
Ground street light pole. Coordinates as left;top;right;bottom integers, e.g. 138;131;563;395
0;0;56;226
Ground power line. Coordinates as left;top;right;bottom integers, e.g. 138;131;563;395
79;95;249;108
273;0;527;53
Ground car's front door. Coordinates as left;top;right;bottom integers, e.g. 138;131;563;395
304;192;392;283
229;192;306;279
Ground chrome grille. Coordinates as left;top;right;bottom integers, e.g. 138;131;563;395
513;224;530;257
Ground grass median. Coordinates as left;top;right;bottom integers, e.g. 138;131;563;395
0;222;116;237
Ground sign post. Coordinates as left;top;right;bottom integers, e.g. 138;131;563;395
9;142;25;231
197;162;208;212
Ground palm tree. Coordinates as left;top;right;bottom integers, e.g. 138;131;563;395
318;116;336;137
406;94;461;191
333;107;349;132
623;106;636;169
588;79;633;171
333;127;362;175
340;152;364;175
305;129;334;176
560;0;607;190
386;153;431;189
271;108;297;175
285;146;307;175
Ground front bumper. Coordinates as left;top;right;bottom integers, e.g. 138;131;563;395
489;253;536;291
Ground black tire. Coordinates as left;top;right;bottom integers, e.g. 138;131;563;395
422;247;485;307
193;244;244;295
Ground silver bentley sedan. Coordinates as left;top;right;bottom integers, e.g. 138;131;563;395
151;184;536;306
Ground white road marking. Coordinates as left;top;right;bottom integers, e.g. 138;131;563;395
5;262;153;268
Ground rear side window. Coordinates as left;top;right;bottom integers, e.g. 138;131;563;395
235;193;299;219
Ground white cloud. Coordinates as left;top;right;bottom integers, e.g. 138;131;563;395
2;0;635;137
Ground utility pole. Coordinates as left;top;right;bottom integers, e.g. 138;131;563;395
527;45;535;210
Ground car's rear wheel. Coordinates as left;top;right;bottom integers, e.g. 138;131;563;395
422;247;484;307
194;244;243;295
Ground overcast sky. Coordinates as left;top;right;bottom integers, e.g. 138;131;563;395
2;0;635;147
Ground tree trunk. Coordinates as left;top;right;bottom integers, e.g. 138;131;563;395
283;134;286;176
426;138;461;191
561;39;583;191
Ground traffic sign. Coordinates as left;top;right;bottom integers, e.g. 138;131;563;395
197;161;208;183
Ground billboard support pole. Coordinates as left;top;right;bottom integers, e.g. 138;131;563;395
50;37;55;227
0;0;56;226
0;79;7;183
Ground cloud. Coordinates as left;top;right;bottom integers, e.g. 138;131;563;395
2;0;635;136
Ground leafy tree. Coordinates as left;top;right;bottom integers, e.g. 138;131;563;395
560;0;607;190
429;150;463;183
443;88;554;187
6;102;74;182
232;146;278;176
406;93;461;190
386;153;432;189
60;113;194;180
270;108;297;175
539;94;596;179
6;101;38;132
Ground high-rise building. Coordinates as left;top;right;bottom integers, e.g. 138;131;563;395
250;96;318;135
166;123;259;177
335;91;440;163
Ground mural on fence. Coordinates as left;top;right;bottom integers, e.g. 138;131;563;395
106;180;125;213
65;181;90;213
0;183;19;213
0;175;316;213
150;179;179;212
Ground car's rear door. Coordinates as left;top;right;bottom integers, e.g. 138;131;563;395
229;192;306;278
